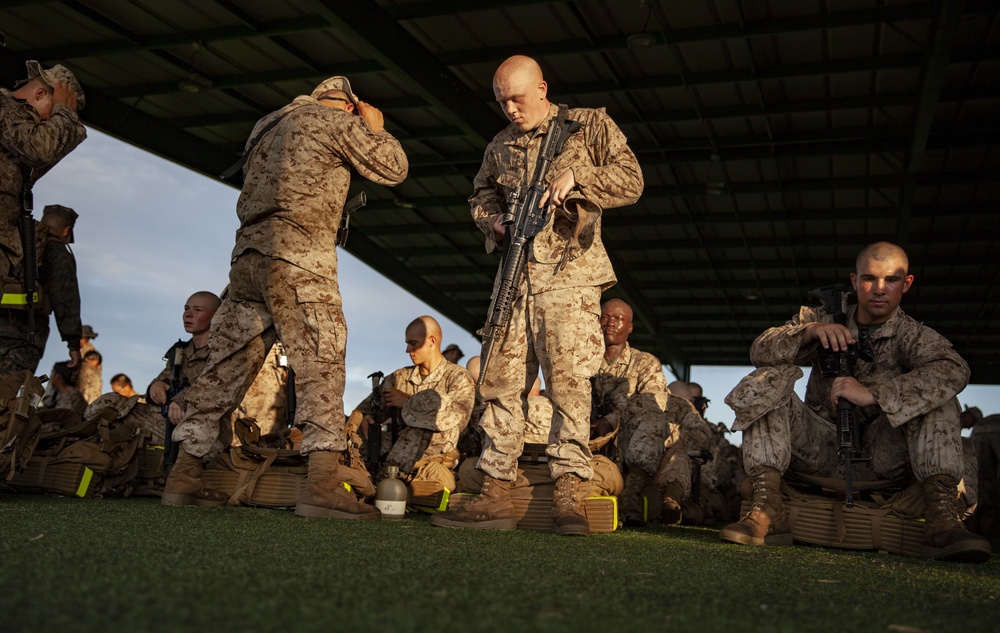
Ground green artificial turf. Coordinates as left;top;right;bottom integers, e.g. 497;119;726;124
1;494;997;633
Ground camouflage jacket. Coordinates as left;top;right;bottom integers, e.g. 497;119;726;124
592;343;669;432
233;95;408;287
750;305;970;429
356;360;475;460
471;104;643;294
0;89;87;270
150;339;210;408
0;228;82;348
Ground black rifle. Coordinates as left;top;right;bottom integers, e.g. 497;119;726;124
277;349;296;428
477;106;582;384
336;192;367;247
18;166;37;344
808;284;876;507
161;340;185;477
364;371;384;475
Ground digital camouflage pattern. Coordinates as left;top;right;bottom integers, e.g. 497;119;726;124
77;361;102;404
232;343;288;437
0;89;86;274
732;304;969;483
174;95;407;459
471;105;642;484
355;360;475;483
151;339;210;408
0;224;82;373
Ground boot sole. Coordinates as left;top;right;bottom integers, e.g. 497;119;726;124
428;514;516;530
294;503;381;520
552;525;589;536
919;542;992;564
719;529;793;546
161;492;227;507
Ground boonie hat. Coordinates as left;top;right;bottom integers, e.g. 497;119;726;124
43;204;78;243
22;60;86;109
310;76;358;104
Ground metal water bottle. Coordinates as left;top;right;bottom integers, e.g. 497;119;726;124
375;465;408;518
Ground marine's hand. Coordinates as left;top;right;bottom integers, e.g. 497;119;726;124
167;401;184;425
67;349;82;369
591;416;613;439
360;414;375;440
539;169;576;209
356;100;384;133
52;81;78;112
149;380;169;405
492;215;507;243
831;376;876;408
805;322;855;352
382;386;410;408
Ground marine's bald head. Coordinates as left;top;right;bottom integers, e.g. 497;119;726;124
493;55;551;132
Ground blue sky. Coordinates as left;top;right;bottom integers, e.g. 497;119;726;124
31;127;1000;436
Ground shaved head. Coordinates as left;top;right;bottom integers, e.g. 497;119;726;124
405;315;444;371
856;241;909;275
189;291;221;313
406;315;442;342
493;55;551;132
668;381;694;400
601;298;633;323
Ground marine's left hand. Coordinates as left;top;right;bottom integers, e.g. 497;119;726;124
382;386;410;408
540;169;576;208
830;376;877;408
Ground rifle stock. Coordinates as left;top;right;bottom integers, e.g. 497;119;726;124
336;191;367;247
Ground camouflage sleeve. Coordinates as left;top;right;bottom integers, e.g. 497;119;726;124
469;144;505;253
750;306;823;367
0;94;87;174
868;324;970;428
42;243;82;350
354;370;400;418
315;111;408;186
570;108;643;210
433;366;476;432
669;396;715;450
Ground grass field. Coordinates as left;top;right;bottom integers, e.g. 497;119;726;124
1;493;998;633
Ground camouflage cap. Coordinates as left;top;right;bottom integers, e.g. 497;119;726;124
400;390;444;431
81;324;98;339
23;60;86;110
310;76;358;104
443;343;464;359
43;204;78;243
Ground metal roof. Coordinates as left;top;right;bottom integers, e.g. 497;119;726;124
2;0;998;381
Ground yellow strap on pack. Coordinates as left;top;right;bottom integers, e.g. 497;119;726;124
435;488;451;512
76;467;94;497
1;291;40;306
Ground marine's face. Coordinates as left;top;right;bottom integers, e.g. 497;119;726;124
850;255;913;325
493;72;549;132
406;326;433;366
600;303;633;348
183;296;216;336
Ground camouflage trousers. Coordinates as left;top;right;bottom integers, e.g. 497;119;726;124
477;286;603;481
742;390;966;483
654;447;693;499
0;311;52;374
174;251;348;458
620;410;681;476
458;454;623;496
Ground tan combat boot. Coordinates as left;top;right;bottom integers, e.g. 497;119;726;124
620;468;650;526
920;474;991;563
552;473;590;536
660;480;685;526
294;451;381;520
161;449;228;507
718;467;792;546
430;475;516;530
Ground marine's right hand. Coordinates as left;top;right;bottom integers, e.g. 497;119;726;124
356;100;384;133
148;380;168;405
52;81;78;112
804;322;855;352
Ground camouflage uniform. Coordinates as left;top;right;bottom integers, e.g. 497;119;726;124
232;343;288;437
151;339;210;407
356;360;475;489
174;95;407;458
472;104;643;483
77;345;103;404
653;396;716;500
731;305;969;484
0;223;82;373
0;88;86;276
